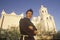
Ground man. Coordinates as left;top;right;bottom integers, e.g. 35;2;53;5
19;9;37;40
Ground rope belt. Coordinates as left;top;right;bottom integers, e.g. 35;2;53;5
20;35;28;40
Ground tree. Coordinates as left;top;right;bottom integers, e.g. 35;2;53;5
0;27;20;40
53;30;60;40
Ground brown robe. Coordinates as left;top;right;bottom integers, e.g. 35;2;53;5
19;17;37;40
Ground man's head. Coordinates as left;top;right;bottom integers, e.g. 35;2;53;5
26;9;33;19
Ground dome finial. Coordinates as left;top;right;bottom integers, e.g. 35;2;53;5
1;9;6;15
41;5;44;8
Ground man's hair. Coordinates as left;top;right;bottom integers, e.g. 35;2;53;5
26;9;33;15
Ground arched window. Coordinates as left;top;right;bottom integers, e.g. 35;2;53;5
41;18;43;20
50;16;52;20
42;10;44;13
47;17;48;19
45;10;46;13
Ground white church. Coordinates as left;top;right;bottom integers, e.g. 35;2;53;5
0;5;56;35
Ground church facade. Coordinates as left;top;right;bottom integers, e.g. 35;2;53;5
0;5;56;35
32;5;56;34
0;10;24;29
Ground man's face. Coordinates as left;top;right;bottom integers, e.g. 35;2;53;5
26;11;33;19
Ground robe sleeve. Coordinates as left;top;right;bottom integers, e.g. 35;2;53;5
19;18;37;36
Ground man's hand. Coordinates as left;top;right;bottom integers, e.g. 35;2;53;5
29;26;38;34
29;26;33;30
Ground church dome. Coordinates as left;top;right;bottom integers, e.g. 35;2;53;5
11;12;16;15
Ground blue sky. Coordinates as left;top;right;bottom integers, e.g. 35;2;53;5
0;0;60;31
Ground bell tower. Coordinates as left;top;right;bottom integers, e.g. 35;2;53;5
39;5;56;33
40;5;48;16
